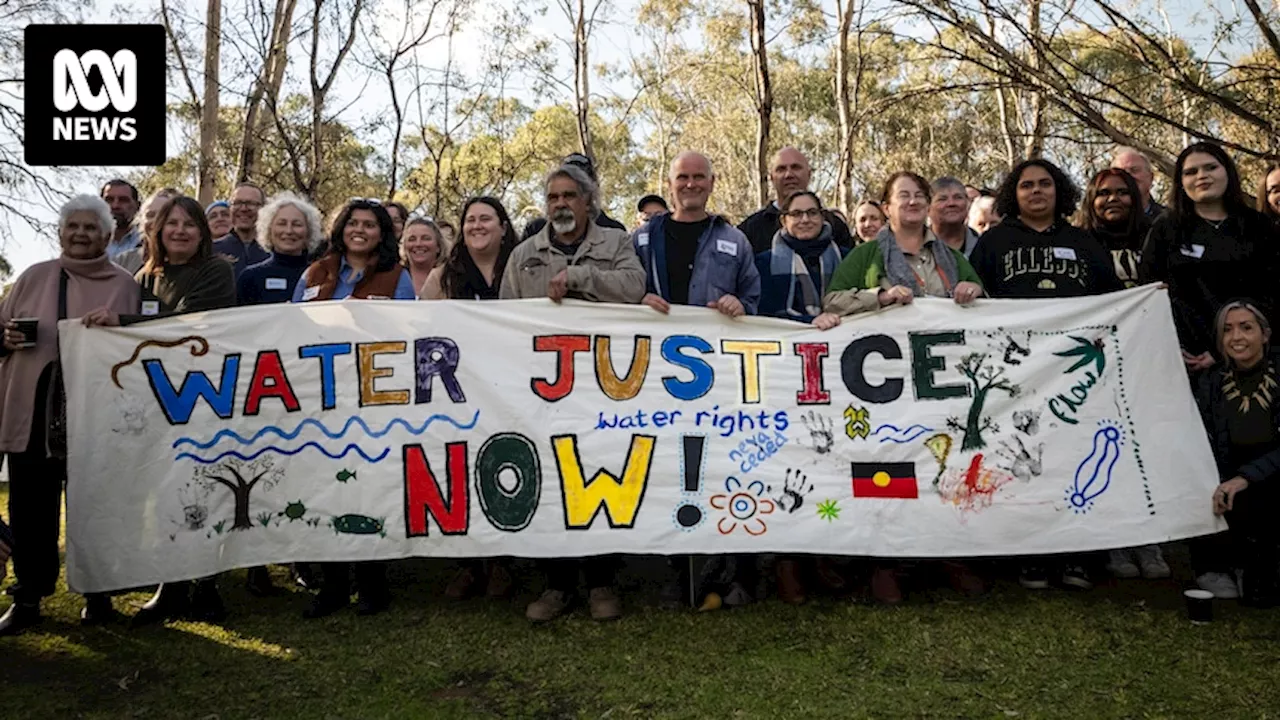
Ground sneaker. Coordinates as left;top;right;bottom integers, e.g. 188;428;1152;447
1062;565;1094;590
943;560;987;597
302;591;349;620
1019;565;1049;590
526;589;571;623
444;567;478;600
588;587;622;621
722;582;754;607
0;603;41;637
1134;545;1170;579
80;594;120;626
1106;549;1140;579
1196;572;1240;599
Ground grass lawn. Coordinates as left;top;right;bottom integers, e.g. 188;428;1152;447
2;484;1279;719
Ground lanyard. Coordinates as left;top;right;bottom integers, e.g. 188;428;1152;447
909;256;953;295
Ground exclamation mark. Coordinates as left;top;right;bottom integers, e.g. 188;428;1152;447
675;435;706;528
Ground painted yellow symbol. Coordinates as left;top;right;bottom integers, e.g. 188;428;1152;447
872;471;892;487
844;404;870;440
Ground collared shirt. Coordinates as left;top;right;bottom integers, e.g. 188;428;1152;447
106;228;141;261
212;229;271;278
290;255;417;302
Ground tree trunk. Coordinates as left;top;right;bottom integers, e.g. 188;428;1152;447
231;483;253;530
1022;0;1046;159
198;0;221;205
573;0;594;161
238;0;298;183
748;0;772;208
834;0;855;214
962;387;989;451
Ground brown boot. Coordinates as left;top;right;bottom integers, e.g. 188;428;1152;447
526;589;571;622
588;587;622;621
444;567;478;600
943;560;986;597
870;566;903;605
485;562;514;599
776;559;806;605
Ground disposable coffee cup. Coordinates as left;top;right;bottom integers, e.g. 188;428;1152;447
11;318;37;348
1184;589;1214;624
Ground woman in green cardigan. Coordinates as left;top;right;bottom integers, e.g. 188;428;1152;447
824;171;983;315
822;171;986;604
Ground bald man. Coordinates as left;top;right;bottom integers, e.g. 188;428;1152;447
632;151;760;317
738;147;855;253
1111;147;1166;218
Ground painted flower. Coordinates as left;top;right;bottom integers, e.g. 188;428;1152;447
709;476;776;536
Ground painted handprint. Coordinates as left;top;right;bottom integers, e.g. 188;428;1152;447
769;468;815;513
802;412;834;454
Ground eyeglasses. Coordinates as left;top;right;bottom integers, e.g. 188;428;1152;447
783;208;823;220
230;200;263;209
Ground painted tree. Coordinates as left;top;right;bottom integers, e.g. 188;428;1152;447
193;456;286;531
948;353;1020;451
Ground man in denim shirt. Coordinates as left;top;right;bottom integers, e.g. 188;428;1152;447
632;152;760;317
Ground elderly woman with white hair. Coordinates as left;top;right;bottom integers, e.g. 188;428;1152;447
237;191;325;305
0;194;140;636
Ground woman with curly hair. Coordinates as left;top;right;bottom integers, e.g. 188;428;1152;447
237;191;325;305
970;158;1122;300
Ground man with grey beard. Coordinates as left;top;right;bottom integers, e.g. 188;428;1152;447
501;163;645;623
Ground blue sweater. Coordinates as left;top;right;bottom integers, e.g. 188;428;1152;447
238;252;310;305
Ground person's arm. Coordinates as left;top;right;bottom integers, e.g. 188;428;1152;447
821;243;881;316
1137;220;1168;284
955;251;985;293
421;267;445;300
735;242;761;315
566;235;647;303
498;251;519;299
174;261;237;313
392;269;417;300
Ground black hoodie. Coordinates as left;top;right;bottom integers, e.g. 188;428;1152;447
1138;209;1280;355
969;217;1123;298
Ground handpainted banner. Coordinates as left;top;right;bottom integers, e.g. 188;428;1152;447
62;285;1223;593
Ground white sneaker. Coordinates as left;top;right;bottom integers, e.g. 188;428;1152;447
1196;572;1240;599
1106;549;1140;579
1135;545;1171;579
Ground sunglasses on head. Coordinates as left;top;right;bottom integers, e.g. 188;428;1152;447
348;197;382;206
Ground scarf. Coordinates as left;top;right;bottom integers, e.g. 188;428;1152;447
876;226;961;298
0;253;140;454
768;224;841;318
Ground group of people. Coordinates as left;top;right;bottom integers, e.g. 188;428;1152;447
0;142;1278;637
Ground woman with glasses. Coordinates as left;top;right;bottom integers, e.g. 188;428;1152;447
822;171;985;605
1080;168;1149;289
386;201;410;240
1139;142;1280;376
852;200;886;244
756;191;849;330
401;217;448;299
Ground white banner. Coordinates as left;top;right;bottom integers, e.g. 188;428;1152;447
62;285;1223;593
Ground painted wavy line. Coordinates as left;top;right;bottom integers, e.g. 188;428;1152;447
111;336;210;388
176;443;391;465
872;423;934;444
173;410;481;450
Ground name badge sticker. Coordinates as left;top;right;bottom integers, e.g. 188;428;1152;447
1052;247;1077;261
1181;244;1206;259
140;300;160;316
265;277;287;290
636;232;649;247
716;239;737;255
302;285;320;301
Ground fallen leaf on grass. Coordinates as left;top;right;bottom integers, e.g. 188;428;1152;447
117;670;140;690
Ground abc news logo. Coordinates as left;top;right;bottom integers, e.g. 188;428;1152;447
25;25;165;166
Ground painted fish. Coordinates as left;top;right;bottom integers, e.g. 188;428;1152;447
335;469;357;483
331;514;383;536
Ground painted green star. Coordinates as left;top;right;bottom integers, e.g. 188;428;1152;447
816;499;840;522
